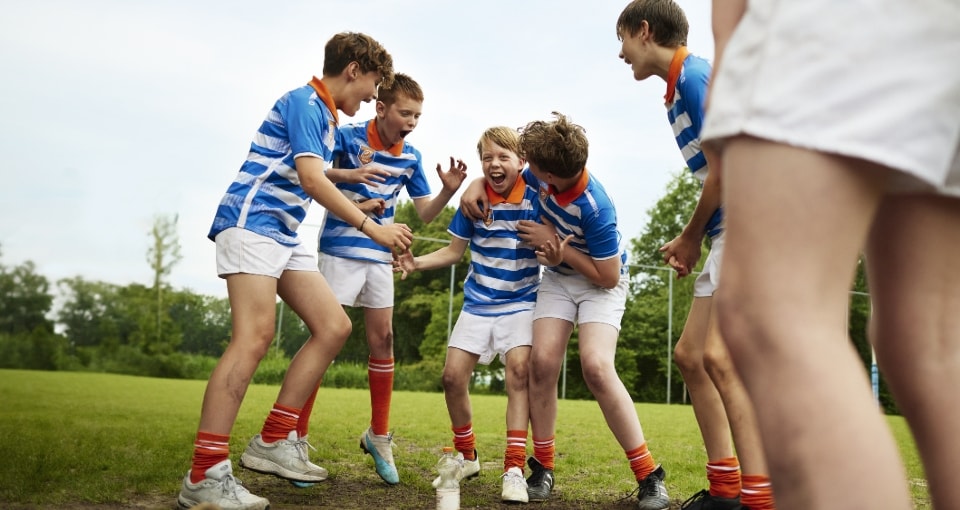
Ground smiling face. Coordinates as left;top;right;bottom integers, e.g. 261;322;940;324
480;139;524;198
340;68;383;117
376;94;422;147
618;26;655;82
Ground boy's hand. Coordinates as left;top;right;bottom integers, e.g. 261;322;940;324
659;232;702;278
459;178;488;221
328;166;390;186
367;222;414;254
392;250;417;280
355;197;386;217
437;157;468;193
518;216;558;248
536;233;571;267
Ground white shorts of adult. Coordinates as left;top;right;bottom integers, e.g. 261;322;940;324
694;232;725;298
533;270;628;331
449;310;534;365
702;0;960;196
317;252;394;309
215;227;319;278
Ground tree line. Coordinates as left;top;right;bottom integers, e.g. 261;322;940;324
0;171;889;411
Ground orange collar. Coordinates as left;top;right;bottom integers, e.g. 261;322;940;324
663;46;690;104
486;174;528;205
365;119;404;156
307;77;339;125
548;169;589;206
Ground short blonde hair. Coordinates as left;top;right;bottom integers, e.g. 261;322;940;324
477;126;522;158
519;112;588;179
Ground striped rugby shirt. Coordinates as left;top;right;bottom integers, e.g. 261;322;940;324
535;169;628;277
318;119;430;263
208;77;339;246
448;172;541;316
666;49;723;238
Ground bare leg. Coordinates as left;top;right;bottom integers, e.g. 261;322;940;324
867;195;960;509
503;345;532;433
528;318;573;441
717;137;910;509
442;347;480;427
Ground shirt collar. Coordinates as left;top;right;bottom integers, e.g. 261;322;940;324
486;174;528;205
365;119;404;156
664;46;690;104
307;77;339;125
548;169;589;206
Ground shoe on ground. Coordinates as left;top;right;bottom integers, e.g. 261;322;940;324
680;488;743;510
431;449;481;488
360;427;400;484
287;435;326;488
177;460;270;510
525;456;554;502
501;466;529;503
240;431;328;483
636;465;670;510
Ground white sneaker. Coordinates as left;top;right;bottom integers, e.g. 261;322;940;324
240;431;328;483
360;427;399;484
431;450;480;488
177;460;269;510
501;466;529;503
289;435;326;488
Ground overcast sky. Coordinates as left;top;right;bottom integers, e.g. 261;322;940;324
0;0;712;299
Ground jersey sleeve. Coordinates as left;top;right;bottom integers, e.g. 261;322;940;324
404;147;432;199
447;208;474;240
677;63;710;140
285;92;333;160
581;204;620;260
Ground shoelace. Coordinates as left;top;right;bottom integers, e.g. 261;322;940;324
219;474;252;501
294;437;317;462
680;489;709;509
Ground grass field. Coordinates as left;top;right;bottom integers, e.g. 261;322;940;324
0;370;930;509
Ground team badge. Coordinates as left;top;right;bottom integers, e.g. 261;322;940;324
539;184;550;201
358;145;374;165
483;209;494;226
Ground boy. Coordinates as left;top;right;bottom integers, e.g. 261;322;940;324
616;1;775;508
177;32;413;510
515;112;669;509
705;1;960;508
395;126;540;503
316;73;467;484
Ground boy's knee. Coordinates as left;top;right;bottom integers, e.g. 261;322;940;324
674;339;706;376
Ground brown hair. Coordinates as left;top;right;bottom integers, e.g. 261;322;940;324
477;126;522;159
519;112;588;179
377;73;423;106
616;0;688;47
322;32;395;88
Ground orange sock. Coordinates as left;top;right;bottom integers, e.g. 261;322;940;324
626;443;657;481
189;431;230;484
260;402;300;444
368;357;394;436
452;423;476;460
296;382;321;439
504;429;528;472
741;473;776;510
532;436;555;470
707;457;742;499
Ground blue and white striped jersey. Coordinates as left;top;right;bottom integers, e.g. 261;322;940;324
318;119;431;263
208;77;338;246
667;53;723;238
534;169;628;277
448;174;541;316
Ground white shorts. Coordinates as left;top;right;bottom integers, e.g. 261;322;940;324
215;227;318;278
533;270;628;330
317;252;394;308
694;232;725;298
449;310;534;365
703;0;960;196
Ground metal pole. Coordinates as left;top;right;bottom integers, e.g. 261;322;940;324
275;301;284;354
667;274;673;405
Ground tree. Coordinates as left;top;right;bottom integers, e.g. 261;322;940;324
0;246;54;335
146;214;182;346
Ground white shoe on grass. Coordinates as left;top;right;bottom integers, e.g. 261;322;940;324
240;431;328;483
431;449;480;488
177;460;269;510
501;466;529;503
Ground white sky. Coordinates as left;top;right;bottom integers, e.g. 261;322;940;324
0;0;713;299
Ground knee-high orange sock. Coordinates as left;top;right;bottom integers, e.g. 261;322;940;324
189;431;230;484
532;436;555;470
260;402;300;444
707;457;742;499
741;473;775;509
368;357;394;436
296;382;321;439
452;423;476;460
504;429;528;472
626;443;657;481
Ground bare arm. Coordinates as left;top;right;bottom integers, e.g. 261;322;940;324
325;166;390;186
296;156;412;250
519;218;621;289
395;237;469;280
659;160;721;277
413;157;468;223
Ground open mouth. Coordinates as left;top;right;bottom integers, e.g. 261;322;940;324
489;172;506;185
399;130;412;138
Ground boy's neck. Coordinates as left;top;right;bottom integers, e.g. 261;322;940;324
652;45;683;82
551;171;583;193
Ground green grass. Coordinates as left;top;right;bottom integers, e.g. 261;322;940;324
0;370;930;508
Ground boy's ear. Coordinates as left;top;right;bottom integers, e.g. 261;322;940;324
375;100;387;117
345;61;360;81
